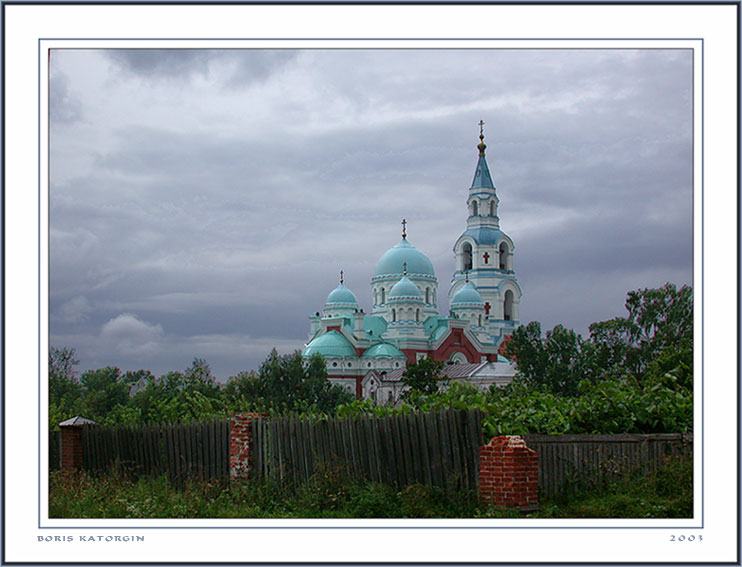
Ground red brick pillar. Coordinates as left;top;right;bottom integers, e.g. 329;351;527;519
479;435;539;510
230;413;267;479
58;416;97;471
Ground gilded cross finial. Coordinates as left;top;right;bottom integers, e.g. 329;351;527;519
401;218;407;238
340;270;344;284
477;120;487;157
465;270;469;283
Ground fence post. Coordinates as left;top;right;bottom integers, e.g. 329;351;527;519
58;416;97;472
479;436;538;511
229;413;266;479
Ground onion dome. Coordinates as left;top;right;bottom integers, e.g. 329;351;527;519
373;237;435;278
325;282;358;307
451;281;484;307
302;330;356;358
389;273;423;301
361;343;405;359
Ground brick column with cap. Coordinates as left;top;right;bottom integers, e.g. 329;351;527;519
479;435;539;510
58;416;97;471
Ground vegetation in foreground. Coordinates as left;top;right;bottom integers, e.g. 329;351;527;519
49;453;692;519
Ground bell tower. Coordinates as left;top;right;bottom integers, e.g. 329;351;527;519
449;122;522;345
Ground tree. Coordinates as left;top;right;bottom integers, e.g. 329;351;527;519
589;283;693;386
236;350;354;414
401;358;446;397
504;322;590;396
49;346;82;404
78;367;130;421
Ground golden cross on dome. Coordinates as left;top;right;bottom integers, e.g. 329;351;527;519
479;120;485;137
403;262;408;275
401;218;407;238
340;270;344;284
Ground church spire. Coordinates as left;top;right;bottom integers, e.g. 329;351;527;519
471;121;494;189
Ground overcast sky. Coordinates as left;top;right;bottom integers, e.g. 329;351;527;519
49;48;693;381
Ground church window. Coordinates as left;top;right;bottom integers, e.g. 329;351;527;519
425;288;430;303
462;243;473;271
332;362;338;367
381;288;385;303
472;201;478;216
373;289;378;304
478;314;482;326
490;201;495;216
416;309;420;322
368;362;372;368
504;290;514;321
392;309;396;322
499;242;509;270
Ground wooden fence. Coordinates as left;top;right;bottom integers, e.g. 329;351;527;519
523;433;693;496
250;409;486;490
69;415;691;498
81;420;229;484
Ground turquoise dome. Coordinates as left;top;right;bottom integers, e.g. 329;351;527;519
361;343;405;359
389;274;423;300
451;281;484;306
373;238;435;278
325;282;358;306
302;330;356;358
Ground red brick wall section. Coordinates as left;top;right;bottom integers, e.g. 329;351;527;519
479;436;538;510
230;413;267;479
60;427;83;471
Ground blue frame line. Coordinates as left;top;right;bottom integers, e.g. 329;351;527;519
39;38;704;532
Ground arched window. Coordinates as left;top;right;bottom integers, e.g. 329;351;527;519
478;314;482;326
392;309;396;322
462;243;473;271
381;288;385;303
425;288;430;303
373;289;378;305
490;201;495;216
499;242;509;270
472;201;479;216
416;309;420;322
504;290;514;321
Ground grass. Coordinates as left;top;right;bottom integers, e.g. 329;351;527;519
49;454;692;519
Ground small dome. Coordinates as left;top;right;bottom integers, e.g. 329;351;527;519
302;330;356;359
361;343;405;359
373;238;435;278
325;282;358;306
451;281;484;306
389;274;423;300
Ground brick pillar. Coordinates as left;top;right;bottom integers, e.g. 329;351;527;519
479;435;539;511
230;413;267;479
60;426;83;471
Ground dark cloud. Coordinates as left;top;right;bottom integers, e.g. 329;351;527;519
104;49;297;86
